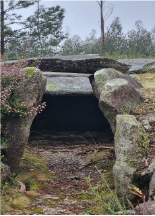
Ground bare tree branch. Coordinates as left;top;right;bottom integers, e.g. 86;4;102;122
96;1;101;6
104;5;114;21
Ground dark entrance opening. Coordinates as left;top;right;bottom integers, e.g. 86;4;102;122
31;94;112;134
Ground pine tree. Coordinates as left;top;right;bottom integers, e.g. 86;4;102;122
24;2;65;57
1;1;36;57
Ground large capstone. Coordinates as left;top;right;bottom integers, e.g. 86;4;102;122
99;78;143;133
6;54;131;74
113;115;149;201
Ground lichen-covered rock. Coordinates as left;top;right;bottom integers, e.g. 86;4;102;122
2;67;47;173
90;68;142;99
113;115;149;201
99;78;143;133
1;163;10;181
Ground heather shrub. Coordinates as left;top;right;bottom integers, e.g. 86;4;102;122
1;59;46;118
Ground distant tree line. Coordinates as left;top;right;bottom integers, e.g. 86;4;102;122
1;1;155;60
61;18;155;58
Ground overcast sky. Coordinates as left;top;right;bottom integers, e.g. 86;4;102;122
10;0;155;39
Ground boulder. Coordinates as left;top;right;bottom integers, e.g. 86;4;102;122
118;59;155;74
1;163;10;181
5;54;131;74
99;78;143;133
113;115;149;201
138;114;155;132
135;201;155;215
2;67;47;173
89;68;142;99
142;61;155;73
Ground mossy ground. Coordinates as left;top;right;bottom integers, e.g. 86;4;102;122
1;146;55;215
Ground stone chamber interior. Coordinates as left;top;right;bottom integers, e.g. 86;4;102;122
31;94;113;136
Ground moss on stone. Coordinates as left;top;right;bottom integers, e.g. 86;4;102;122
143;65;151;72
25;67;36;78
47;81;60;90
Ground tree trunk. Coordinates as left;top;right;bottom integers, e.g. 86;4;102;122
1;0;5;56
100;0;105;44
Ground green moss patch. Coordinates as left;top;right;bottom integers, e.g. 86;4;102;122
47;81;60;90
25;67;36;78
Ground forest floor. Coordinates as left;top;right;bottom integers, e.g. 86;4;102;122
2;131;118;215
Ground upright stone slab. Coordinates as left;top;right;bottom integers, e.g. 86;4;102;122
2;68;47;173
113;115;149;201
99;78;143;133
90;68;142;99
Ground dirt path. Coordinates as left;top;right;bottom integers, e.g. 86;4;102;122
28;131;115;215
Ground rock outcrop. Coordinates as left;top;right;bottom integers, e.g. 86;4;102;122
2;67;47;173
119;59;155;74
113;115;149;201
